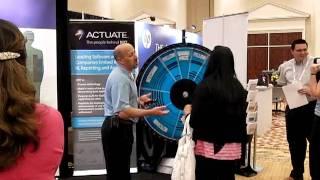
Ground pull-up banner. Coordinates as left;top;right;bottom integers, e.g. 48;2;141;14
203;13;248;85
68;21;135;175
136;22;202;68
0;0;57;108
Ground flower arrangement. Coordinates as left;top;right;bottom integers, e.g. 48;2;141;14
271;71;279;85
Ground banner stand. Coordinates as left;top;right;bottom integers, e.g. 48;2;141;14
236;135;257;177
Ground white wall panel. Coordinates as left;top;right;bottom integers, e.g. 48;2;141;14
203;13;248;85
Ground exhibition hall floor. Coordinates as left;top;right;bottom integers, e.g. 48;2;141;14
61;112;311;180
60;171;170;180
236;111;310;180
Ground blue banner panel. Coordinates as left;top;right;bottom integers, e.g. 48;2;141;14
136;22;202;68
71;75;106;117
72;116;105;128
70;50;116;75
69;21;135;128
69;21;136;173
136;23;180;68
0;0;56;29
0;0;58;107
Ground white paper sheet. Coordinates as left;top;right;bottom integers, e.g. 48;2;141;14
246;90;258;102
247;122;257;135
246;111;257;123
282;82;308;109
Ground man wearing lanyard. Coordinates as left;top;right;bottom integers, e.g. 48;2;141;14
101;43;169;180
277;39;316;180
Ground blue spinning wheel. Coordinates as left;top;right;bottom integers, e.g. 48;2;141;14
136;43;211;140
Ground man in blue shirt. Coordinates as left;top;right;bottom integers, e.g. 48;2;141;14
101;43;168;180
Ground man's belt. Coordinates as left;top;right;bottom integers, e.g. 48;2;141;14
107;115;133;128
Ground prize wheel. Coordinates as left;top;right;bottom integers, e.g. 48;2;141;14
136;43;211;140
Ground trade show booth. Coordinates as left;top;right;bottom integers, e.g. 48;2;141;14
68;20;202;175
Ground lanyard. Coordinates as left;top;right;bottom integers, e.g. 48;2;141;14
292;59;309;81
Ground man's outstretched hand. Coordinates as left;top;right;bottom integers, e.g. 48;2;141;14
151;105;169;115
138;93;153;106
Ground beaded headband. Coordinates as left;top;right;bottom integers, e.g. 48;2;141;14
0;52;21;61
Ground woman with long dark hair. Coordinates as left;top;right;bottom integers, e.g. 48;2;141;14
0;19;64;180
189;46;247;180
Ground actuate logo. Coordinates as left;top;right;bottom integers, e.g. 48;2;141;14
75;29;84;40
86;31;128;39
142;29;151;49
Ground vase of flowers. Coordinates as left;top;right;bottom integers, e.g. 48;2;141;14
271;71;279;86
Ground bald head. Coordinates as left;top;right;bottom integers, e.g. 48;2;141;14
114;43;137;71
114;43;134;61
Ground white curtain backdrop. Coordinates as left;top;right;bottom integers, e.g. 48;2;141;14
203;13;248;86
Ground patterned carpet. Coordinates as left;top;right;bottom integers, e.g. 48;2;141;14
64;111;308;180
255;112;309;162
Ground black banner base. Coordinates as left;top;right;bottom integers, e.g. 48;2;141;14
236;166;257;177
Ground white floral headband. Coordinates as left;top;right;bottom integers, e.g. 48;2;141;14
0;52;21;61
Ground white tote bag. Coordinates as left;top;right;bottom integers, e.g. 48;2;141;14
171;115;196;180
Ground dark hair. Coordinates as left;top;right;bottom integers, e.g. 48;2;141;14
204;46;236;79
202;45;245;103
0;19;38;169
291;39;308;50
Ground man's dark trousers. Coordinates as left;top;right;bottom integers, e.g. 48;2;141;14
101;117;133;180
285;101;316;179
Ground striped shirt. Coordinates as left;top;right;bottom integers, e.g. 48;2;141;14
195;140;241;160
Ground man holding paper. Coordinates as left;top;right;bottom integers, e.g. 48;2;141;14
277;39;316;180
